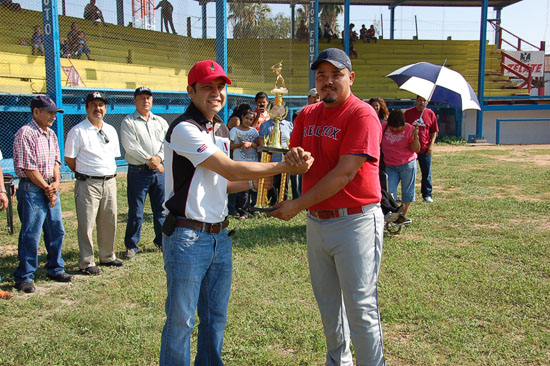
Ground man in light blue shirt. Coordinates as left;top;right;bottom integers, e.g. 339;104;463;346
258;118;293;203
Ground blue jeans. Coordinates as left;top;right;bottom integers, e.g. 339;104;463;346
417;151;433;199
124;165;165;250
14;181;65;284
160;227;233;366
386;160;417;203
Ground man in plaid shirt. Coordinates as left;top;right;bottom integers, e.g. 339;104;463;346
13;96;73;294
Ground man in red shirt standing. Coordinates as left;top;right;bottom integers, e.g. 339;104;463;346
404;95;439;202
271;48;385;366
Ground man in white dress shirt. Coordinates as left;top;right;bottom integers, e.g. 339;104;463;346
120;87;169;259
65;91;124;275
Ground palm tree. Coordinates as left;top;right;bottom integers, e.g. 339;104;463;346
229;2;272;38
319;4;343;36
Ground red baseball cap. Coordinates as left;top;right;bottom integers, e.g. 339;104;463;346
188;60;232;86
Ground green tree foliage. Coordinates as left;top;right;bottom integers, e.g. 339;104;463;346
229;2;290;39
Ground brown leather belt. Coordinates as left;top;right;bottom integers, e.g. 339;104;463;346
20;177;55;184
175;219;229;234
308;206;366;220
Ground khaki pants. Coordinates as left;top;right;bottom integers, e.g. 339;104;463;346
75;178;117;269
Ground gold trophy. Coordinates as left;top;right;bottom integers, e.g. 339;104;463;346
253;61;290;211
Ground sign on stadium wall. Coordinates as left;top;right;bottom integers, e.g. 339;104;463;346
503;51;545;78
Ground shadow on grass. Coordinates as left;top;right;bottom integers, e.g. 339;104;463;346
229;220;307;249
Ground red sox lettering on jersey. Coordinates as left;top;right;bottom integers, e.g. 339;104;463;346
303;124;341;140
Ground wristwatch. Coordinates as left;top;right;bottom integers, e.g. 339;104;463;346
0;189;6;194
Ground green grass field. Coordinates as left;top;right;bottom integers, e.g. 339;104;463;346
1;144;549;366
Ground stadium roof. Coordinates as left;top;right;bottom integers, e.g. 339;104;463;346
198;0;522;7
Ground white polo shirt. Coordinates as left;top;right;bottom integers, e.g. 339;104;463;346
164;104;230;223
65;118;121;176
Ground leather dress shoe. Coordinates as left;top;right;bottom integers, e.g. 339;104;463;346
100;259;124;267
15;281;36;293
47;272;74;282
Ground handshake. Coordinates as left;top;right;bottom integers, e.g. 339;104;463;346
283;147;314;174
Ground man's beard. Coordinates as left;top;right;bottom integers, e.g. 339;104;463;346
322;96;337;104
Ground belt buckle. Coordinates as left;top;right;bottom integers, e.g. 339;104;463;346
209;223;221;233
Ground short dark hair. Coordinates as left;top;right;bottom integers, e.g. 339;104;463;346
255;92;268;101
387;109;405;128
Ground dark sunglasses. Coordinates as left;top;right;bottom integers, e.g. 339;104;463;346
98;129;110;143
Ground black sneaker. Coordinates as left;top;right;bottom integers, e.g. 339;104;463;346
394;214;412;225
15;281;36;293
99;259;124;267
47;272;74;282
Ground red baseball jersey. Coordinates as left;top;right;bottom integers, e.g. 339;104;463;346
291;94;382;210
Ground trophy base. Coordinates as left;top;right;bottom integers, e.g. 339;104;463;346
258;146;289;154
249;206;276;213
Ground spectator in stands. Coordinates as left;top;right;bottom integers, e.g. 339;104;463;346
366;24;377;43
83;0;107;26
31;26;45;56
368;97;389;122
0;0;21;12
230;109;260;219
155;0;176;35
296;19;308;42
0;150;13;299
381;109;420;217
74;31;93;60
404;95;439;202
253;92;270;131
120;87;168;260
64;91;123;276
360;24;367;41
323;23;333;43
342;23;358;58
67;22;80;55
13;96;73;294
258;114;293;204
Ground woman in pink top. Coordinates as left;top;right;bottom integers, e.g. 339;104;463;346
381;109;420;216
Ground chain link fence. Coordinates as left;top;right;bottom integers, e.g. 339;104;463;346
0;0;501;175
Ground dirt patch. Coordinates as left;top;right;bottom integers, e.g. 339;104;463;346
434;144;549;153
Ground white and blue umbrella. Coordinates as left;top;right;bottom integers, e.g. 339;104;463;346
386;62;481;110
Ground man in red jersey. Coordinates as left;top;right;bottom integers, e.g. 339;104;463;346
404;95;439;202
271;48;385;366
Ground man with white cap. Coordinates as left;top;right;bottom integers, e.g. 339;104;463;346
271;48;386;366
159;59;313;365
65;91;124;276
307;87;320;105
120;86;168;259
13;96;73;294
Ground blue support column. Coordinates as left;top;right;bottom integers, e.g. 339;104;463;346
216;0;228;122
476;0;489;138
308;0;319;89
42;0;64;159
344;0;350;55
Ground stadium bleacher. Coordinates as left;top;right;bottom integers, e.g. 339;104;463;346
0;6;522;99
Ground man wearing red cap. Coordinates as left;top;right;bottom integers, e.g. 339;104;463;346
160;60;313;366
